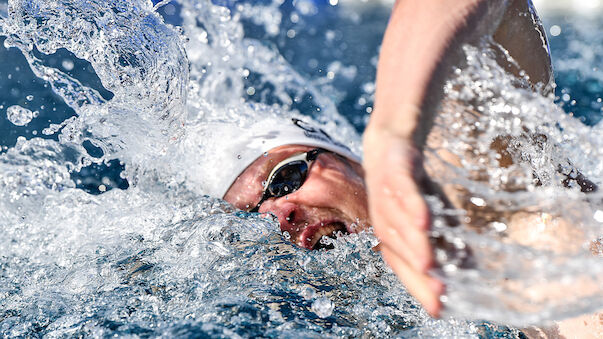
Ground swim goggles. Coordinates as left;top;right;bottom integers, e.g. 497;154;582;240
249;148;328;212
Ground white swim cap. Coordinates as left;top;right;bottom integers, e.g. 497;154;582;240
199;116;361;198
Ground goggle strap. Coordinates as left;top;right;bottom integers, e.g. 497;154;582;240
306;148;326;162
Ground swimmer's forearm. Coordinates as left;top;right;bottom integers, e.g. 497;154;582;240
371;0;508;147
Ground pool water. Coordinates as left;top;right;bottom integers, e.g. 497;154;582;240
0;0;601;337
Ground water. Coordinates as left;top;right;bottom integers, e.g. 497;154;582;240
6;104;34;126
427;41;603;324
0;0;601;337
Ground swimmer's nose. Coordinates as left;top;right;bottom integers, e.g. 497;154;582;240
258;199;303;235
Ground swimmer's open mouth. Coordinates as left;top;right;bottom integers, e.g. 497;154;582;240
299;221;349;250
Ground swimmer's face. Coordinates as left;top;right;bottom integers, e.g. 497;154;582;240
224;145;370;250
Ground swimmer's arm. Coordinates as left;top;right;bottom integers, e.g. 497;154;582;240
522;312;603;338
368;0;507;144
363;0;508;317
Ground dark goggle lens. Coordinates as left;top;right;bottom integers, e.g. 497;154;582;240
266;161;308;197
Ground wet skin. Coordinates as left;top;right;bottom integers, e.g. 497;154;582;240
224;145;370;250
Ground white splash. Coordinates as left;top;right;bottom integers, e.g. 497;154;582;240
6;105;34;126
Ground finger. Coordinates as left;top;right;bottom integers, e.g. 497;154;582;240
379;140;431;231
388;170;431;232
372;210;431;272
381;245;444;317
367;163;430;233
369;171;433;265
371;195;433;272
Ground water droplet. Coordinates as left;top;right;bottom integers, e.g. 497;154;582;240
301;287;315;300
311;297;333;318
6;105;34;126
164;3;176;15
61;59;75;71
470;197;486;207
490;222;508;233
26;95;34;101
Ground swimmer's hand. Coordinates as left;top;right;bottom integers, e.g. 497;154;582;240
363;125;444;317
